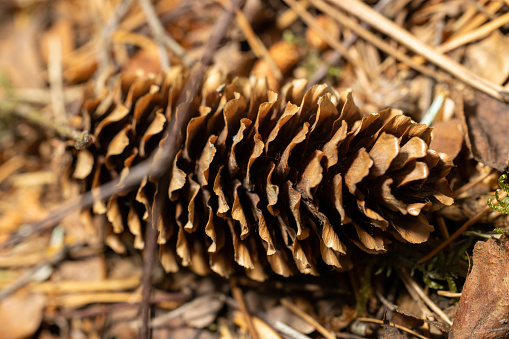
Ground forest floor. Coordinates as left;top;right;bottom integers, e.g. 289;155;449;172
1;0;509;338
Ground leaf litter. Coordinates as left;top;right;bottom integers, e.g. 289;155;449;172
1;0;509;338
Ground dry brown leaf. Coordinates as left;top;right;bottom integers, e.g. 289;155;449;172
461;91;509;171
0;292;46;339
450;234;509;338
465;30;509;85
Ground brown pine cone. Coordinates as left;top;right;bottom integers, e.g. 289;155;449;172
68;67;454;281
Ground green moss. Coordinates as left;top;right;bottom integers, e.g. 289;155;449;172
488;172;509;214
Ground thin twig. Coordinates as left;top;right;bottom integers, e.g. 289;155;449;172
227;1;283;80
7;87;83;105
96;0;134;92
0;250;65;300
307;0;391;88
356;317;428;339
138;0;192;69
328;0;509;102
283;0;374;79
0;101;81;141
454;168;494;198
397;267;452;326
281;298;336;339
417;190;508;264
277;0;310;29
451;0;504;39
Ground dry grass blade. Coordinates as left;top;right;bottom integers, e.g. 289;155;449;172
437;12;509;54
311;0;450;83
328;0;509;102
283;0;373;79
281;298;336;339
231;281;259;339
451;0;504;39
397;267;453;326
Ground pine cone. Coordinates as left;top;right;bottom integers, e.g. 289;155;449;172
68;67;454;281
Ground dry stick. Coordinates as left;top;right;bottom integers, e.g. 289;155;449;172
327;0;509;102
418;190;508;264
139;212;158;339
281;298;336;339
437;11;509;54
306;0;391;88
9;87;83;106
283;0;374;80
356;317;428;339
231;281;259;339
0;248;66;300
138;0;193;69
311;0;450;84
1;0;245;252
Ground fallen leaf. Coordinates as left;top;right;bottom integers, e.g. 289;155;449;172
0;291;46;339
465;30;509;85
461;91;509;171
450;234;509;338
